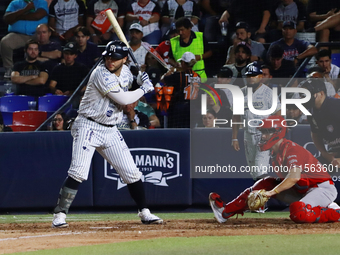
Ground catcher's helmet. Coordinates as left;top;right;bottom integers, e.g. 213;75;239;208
258;115;287;151
102;40;129;59
245;61;262;76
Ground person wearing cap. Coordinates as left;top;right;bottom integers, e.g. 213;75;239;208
168;17;212;82
267;20;318;64
11;39;49;98
304;69;336;97
128;23;149;71
125;0;162;44
49;42;89;98
300;78;340;168
231;61;281;181
155;27;179;65
226;22;266;64
224;42;252;88
161;51;201;128
267;0;307;42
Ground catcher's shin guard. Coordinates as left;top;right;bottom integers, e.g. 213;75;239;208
290;201;340;223
222;188;251;218
222;177;277;217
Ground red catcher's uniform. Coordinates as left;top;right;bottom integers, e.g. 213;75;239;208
272;139;333;194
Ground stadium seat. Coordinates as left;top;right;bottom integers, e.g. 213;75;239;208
38;95;69;117
331;53;340;67
12;110;47;127
8;124;36;132
0;95;35;125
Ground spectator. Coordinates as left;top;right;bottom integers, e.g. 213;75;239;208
155;26;179;65
74;26;101;69
141;52;165;86
224;42;251;88
1;0;48;78
161;0;200;35
168;17;212;82
216;65;234;108
48;0;86;44
285;104;308;126
267;44;296;79
35;23;62;73
199;0;231;42
226;22;266;64
219;0;271;43
86;0;125;45
201;109;217;128
267;0;307;42
306;70;336;97
162;51;201;128
49;42;88;98
11;39;49;98
306;0;340;43
267;21;318;64
51;112;69;130
206;88;232;127
128;23;149;72
301;78;340;168
125;0;162;44
231;62;281;181
314;49;340;90
117;101;150;130
135;99;161;128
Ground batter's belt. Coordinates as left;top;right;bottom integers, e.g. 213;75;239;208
86;117;115;128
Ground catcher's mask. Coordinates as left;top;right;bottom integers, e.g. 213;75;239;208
258;115;286;151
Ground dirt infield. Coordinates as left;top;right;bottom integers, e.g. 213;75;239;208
1;218;340;254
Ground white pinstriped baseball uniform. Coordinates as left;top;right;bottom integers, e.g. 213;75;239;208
68;63;142;184
241;84;281;179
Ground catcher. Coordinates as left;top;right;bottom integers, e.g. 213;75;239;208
210;115;340;224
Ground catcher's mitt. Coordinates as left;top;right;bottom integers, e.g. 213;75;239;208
247;189;270;211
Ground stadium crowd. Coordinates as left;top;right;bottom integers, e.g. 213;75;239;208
0;0;340;131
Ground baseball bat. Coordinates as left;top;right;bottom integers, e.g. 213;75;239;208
105;9;140;69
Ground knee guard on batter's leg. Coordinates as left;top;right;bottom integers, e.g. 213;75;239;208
53;177;80;214
289;201;340;223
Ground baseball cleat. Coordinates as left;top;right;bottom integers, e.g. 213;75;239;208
138;208;163;224
52;212;69;228
209;192;227;223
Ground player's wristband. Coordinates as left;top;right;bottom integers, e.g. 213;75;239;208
232;139;238;142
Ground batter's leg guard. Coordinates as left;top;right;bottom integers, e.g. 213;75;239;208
53;177;80;214
222;177;278;218
289;201;340;223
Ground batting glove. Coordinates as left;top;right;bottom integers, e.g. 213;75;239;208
140;80;154;94
137;71;149;86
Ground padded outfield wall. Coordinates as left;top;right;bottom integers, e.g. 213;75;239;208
0;126;339;210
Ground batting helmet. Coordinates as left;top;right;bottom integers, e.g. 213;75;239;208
102;40;129;59
245;61;262;76
258;115;287;151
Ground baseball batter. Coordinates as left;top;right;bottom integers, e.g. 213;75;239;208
52;40;163;228
210;115;340;224
232;62;281;180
